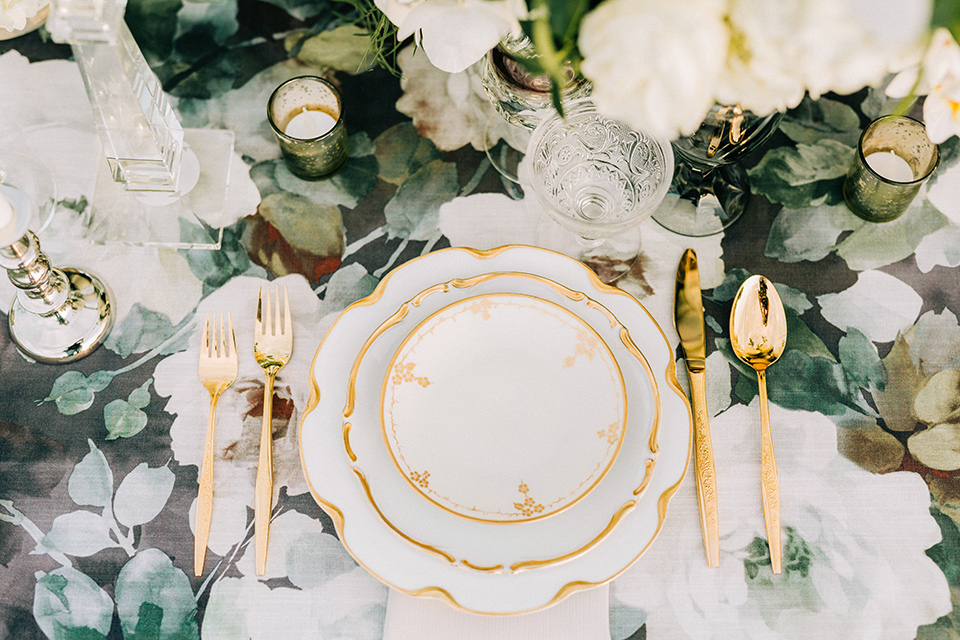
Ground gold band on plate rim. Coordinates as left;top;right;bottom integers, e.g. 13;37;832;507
379;291;629;524
297;244;693;616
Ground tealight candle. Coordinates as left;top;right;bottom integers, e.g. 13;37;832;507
843;115;940;223
865;150;914;182
268;76;348;180
284;107;337;139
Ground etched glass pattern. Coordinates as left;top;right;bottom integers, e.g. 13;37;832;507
529;100;673;240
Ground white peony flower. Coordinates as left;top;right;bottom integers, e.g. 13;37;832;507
579;0;929;140
888;28;960;143
377;0;525;73
611;389;951;640
578;0;729;140
0;0;47;32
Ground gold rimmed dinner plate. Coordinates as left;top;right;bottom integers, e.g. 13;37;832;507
342;271;660;574
383;292;627;523
299;245;692;615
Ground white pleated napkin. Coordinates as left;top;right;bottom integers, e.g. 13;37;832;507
382;585;611;640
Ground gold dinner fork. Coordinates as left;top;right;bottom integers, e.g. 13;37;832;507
196;312;238;577
253;284;293;576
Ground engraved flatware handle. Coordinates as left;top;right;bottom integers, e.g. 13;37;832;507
757;369;781;574
689;369;720;567
255;372;276;577
195;392;219;577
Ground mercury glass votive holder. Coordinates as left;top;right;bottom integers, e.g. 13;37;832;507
267;76;348;180
843;115;940;223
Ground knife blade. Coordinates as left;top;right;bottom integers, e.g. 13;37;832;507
674;248;720;567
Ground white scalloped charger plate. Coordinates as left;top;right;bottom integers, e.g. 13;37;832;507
344;272;660;572
299;245;691;614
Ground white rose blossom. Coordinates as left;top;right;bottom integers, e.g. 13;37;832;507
578;0;729;140
376;0;526;73
579;0;930;140
0;0;47;32
887;28;960;143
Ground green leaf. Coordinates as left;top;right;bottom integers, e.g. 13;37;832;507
41;511;118;557
116;549;200;640
747;139;854;209
765;204;864;264
384;160;460;241
113;463;175;528
860;86;902;121
33;567;113;640
272;135;379;210
373;123;443;186
181;221;262;294
776;283;813;315
68;440;114;508
296;25;377;74
706;268;752;302
200;578;248;640
835;200;949;271
780;96;862;147
105;304;179;358
723;343;870;415
104;399;149;441
42;371;114;415
125;0;182;60
839;328;887;393
785;309;836;362
548;0;590;43
128;379;152;410
320;263;379;315
286;532;357;589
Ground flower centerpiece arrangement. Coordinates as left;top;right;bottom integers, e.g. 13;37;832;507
0;0;49;38
364;0;960;143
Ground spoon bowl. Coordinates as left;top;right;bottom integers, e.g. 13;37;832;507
730;275;787;370
730;274;787;574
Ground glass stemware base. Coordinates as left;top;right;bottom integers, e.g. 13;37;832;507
653;161;751;237
652;105;784;237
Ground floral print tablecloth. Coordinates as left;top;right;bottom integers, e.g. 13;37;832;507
2;5;960;639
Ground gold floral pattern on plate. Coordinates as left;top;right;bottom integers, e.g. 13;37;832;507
382;293;627;523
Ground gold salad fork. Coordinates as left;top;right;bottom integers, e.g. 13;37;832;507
196;312;238;577
253;285;293;576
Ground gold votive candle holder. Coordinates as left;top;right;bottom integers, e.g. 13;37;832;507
843;115;940;223
268;76;348;180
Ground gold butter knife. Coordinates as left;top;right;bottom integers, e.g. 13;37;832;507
674;248;720;567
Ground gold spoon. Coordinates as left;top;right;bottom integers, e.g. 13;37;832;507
730;275;788;574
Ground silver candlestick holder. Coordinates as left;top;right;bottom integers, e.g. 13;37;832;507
0;155;114;363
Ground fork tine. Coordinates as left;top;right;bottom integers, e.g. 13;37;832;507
227;312;236;358
202;312;210;357
256;286;264;334
282;285;291;336
273;285;281;336
219;313;227;358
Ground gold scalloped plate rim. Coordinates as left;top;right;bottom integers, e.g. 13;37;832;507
298;244;692;616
